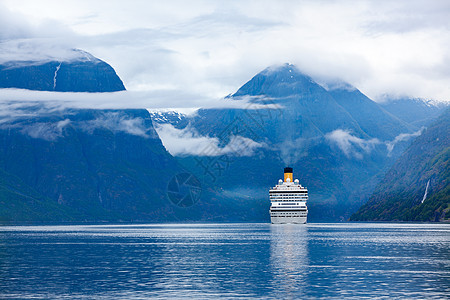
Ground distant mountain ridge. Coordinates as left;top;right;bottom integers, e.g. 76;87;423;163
0;49;125;92
379;97;448;127
351;108;449;222
152;63;424;221
1;54;447;223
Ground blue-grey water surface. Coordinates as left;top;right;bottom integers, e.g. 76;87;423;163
1;223;449;299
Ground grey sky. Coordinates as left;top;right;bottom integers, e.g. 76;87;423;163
1;0;449;108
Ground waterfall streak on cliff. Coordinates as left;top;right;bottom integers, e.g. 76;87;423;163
53;63;61;90
421;179;430;204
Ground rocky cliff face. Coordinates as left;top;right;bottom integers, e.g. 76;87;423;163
0;49;125;92
350;108;449;222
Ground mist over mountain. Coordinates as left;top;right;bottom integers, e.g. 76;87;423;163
0;105;268;223
379;97;448;127
0;109;183;222
327;86;415;141
1;53;447;223
351;108;449;222
0;49;125;92
152;64;427;221
0;49;268;223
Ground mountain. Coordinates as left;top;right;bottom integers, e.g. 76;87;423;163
0;48;183;223
379;97;447;127
152;64;419;222
0;49;125;92
188;64;414;144
0;167;79;222
328;85;415;140
0;48;266;223
0;106;268;223
350;108;449;222
0;108;185;222
2;56;444;223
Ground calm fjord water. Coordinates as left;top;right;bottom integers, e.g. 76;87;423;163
1;223;449;299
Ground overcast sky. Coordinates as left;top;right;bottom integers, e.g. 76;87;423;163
1;0;449;108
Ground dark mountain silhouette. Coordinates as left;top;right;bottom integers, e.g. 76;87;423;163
0;49;125;92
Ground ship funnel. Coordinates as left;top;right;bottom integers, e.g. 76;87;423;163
284;167;293;182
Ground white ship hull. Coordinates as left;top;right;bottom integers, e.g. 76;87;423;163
270;209;308;224
271;215;307;224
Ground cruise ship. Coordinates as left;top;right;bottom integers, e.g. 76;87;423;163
269;167;308;224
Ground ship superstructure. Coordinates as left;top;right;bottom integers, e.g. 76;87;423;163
269;167;308;224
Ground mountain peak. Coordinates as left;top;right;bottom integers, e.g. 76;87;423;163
231;63;323;100
0;48;125;92
0;40;99;65
261;63;306;75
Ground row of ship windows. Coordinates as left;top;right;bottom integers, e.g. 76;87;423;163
270;210;306;216
273;214;307;217
270;193;307;195
270;194;308;198
272;207;305;209
270;198;308;200
272;204;306;207
271;194;308;196
270;199;306;205
274;215;307;218
271;200;307;202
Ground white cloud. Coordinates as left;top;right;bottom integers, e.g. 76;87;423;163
277;137;321;165
326;127;427;158
385;127;424;155
19;119;70;141
0;89;283;111
0;105;157;139
155;123;264;157
78;112;152;138
0;101;66;124
1;0;449;107
0;41;96;64
326;129;381;159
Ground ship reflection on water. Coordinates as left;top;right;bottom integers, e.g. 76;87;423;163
270;224;309;298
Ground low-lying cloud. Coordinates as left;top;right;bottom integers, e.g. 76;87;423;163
20;119;70;141
326;129;380;159
0;106;157;140
278;137;321;165
155;123;265;157
385;127;425;155
326;128;426;159
78;112;152;138
0;88;283;111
